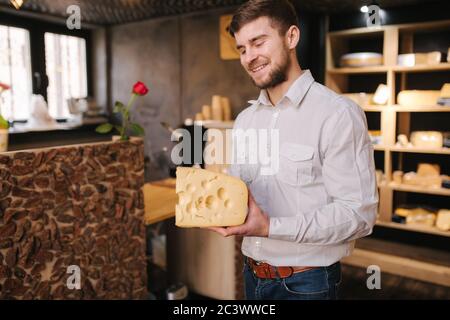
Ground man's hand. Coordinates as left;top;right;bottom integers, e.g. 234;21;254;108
206;191;270;237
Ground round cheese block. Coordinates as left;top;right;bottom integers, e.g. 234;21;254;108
340;52;383;67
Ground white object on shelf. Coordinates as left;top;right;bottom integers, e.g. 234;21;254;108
340;52;383;67
26;94;58;129
373;84;389;105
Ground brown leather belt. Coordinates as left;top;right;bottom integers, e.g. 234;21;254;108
247;257;317;279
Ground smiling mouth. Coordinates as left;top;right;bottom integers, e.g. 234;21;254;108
250;63;268;74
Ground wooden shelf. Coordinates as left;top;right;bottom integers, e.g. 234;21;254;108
327;66;389;74
361;105;450;112
389;146;450;155
327;19;450;242
328;63;450;75
373;144;386;151
362;105;385;112
342;248;450;287
393;63;450;73
391;105;450;112
389;183;450;196
143;179;177;225
328;26;386;37
376;220;450;238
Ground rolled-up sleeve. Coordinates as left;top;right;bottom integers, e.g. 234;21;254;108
269;99;379;244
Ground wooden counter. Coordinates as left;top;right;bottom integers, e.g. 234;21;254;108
143;178;177;225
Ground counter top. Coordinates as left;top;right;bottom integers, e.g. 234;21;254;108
144;178;177;225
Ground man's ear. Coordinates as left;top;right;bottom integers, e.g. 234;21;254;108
286;25;300;49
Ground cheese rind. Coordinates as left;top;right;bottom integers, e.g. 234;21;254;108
175;167;248;227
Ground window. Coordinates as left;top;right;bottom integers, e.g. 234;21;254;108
45;33;88;119
0;25;32;121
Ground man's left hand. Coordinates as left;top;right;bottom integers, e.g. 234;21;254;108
206;191;270;237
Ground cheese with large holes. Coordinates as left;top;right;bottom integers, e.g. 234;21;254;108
175;167;248;227
436;210;450;231
397;90;440;106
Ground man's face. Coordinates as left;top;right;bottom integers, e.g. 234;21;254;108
235;17;291;90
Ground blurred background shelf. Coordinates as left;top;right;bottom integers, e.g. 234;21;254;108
376;220;450;237
389;183;450;196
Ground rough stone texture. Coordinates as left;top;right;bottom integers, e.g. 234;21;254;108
0;139;147;300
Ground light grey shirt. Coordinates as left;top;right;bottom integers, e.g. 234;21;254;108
229;70;378;267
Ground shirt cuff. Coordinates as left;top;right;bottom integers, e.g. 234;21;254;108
268;217;300;242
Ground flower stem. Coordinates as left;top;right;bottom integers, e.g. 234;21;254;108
122;93;137;139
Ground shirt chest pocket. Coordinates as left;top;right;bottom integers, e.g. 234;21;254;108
277;143;314;186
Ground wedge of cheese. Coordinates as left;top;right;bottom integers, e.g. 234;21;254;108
440;83;450;98
175;167;248;227
436;209;450;231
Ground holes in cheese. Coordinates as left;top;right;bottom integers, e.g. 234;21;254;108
175;167;248;227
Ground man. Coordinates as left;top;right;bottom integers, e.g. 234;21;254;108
208;0;378;300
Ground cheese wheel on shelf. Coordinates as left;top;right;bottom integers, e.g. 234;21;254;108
417;163;440;177
410;131;443;149
397;90;440;107
175;167;248;227
340;52;383;67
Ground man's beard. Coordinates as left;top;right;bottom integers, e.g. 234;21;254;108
251;51;290;90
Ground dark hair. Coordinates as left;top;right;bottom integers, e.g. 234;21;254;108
229;0;299;37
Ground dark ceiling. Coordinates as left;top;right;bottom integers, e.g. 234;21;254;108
0;0;438;25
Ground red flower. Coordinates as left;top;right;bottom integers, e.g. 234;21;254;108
132;81;148;96
0;82;10;91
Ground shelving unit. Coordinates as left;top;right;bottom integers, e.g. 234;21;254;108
326;19;450;286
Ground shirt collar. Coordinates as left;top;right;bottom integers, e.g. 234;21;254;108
247;70;315;109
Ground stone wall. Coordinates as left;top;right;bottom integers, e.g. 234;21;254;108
0;139;147;299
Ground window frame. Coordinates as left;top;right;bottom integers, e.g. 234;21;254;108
0;11;93;120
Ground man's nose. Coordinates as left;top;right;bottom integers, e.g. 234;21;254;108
244;48;258;66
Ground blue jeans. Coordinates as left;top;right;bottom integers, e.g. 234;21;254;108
243;258;342;300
